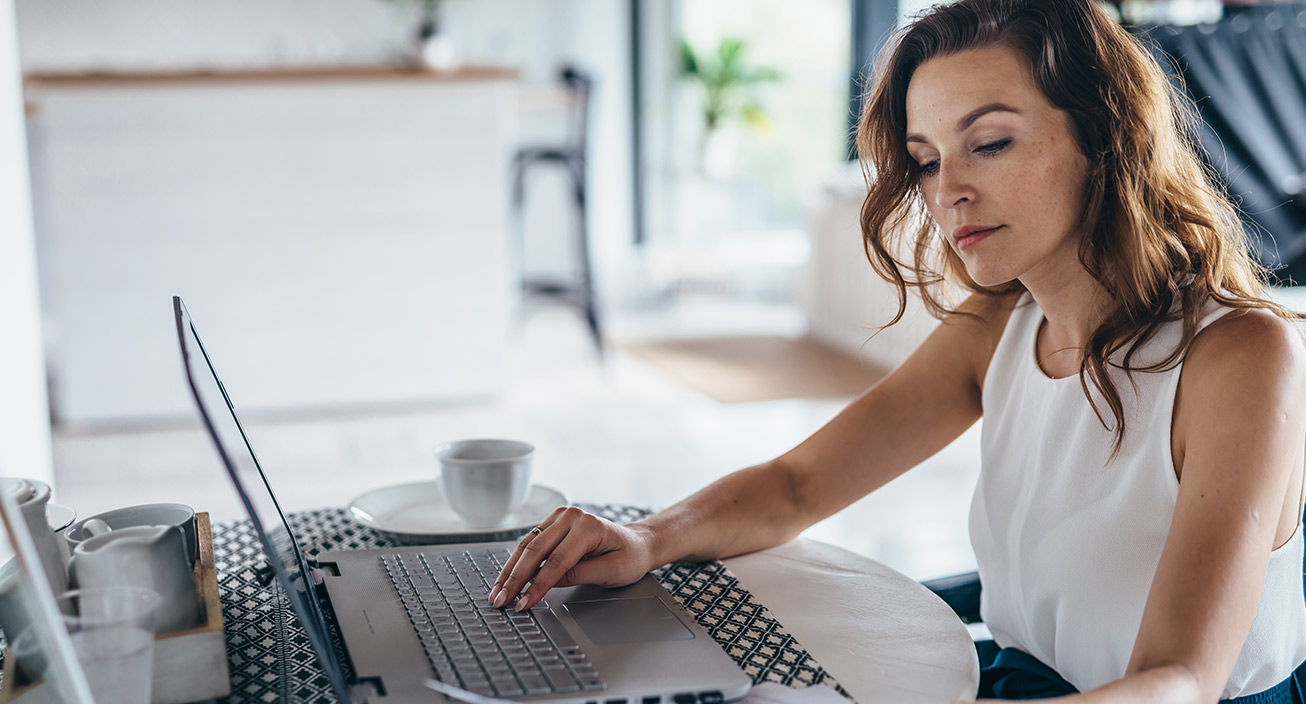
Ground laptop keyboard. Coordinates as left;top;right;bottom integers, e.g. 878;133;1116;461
383;549;608;697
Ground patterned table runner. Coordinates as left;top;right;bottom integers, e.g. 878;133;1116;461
211;505;849;702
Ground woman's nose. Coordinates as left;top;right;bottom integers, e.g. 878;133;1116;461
933;160;976;209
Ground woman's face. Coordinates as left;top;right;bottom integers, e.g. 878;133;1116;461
904;44;1092;289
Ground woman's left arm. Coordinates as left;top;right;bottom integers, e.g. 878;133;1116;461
1068;310;1306;703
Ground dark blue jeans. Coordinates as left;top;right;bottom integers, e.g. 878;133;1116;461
975;640;1306;702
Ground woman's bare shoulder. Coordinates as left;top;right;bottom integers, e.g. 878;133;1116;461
1179;306;1306;433
944;290;1023;330
1188;306;1306;374
941;290;1025;386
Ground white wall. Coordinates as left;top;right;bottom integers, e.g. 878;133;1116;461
805;176;941;369
0;0;54;484
15;0;557;79
16;0;637;336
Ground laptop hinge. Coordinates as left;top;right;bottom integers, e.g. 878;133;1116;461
349;678;384;703
307;556;342;586
308;566;328;586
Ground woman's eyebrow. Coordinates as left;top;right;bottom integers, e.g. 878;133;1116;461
906;102;1022;144
957;102;1021;130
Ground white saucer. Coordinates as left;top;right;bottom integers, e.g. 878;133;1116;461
347;482;568;544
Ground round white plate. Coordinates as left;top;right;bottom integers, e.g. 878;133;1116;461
347;482;568;544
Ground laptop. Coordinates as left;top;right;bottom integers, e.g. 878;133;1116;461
0;483;95;703
172;297;753;704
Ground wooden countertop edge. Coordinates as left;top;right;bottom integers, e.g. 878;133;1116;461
23;64;519;87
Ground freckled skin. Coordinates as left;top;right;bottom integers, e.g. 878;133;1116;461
905;46;1093;291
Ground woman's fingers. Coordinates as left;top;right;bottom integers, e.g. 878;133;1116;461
490;506;578;606
513;522;621;610
491;528;558;607
491;506;567;592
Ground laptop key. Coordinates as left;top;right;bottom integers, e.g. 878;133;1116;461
409;574;435;590
520;674;552;695
544;667;581;692
494;684;525;697
513;662;543;677
571;662;597;676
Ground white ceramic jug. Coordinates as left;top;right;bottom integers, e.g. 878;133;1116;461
68;525;200;633
1;478;69;596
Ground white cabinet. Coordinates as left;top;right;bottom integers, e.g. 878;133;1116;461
804;181;942;370
26;67;519;425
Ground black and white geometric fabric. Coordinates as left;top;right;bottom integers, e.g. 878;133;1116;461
210;505;850;703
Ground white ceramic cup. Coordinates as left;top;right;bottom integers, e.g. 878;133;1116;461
434;439;534;528
65;503;197;565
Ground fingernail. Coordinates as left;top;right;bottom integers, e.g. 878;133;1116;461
492;591;506;608
488;585;500;604
515;597;529;612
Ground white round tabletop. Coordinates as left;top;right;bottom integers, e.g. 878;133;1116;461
724;538;980;703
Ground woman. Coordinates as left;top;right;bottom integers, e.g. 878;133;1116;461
491;1;1306;700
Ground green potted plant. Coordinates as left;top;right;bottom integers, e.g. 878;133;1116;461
678;37;781;173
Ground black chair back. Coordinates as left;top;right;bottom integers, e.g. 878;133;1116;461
560;66;593;163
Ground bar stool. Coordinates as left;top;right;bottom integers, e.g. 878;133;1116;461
511;65;602;353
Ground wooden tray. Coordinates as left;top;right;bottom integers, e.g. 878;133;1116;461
0;512;230;704
151;511;229;704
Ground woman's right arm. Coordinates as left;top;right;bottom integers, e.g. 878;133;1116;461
491;293;1012;610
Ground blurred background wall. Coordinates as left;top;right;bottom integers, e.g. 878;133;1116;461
1;0;53;484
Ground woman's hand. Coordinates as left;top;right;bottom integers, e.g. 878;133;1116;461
488;506;657;611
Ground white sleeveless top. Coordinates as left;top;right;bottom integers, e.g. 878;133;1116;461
972;293;1306;698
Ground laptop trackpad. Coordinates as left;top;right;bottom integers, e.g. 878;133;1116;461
564;597;695;644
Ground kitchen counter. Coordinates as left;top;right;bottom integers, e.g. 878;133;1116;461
26;64;522;425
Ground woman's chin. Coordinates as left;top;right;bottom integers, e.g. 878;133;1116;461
962;265;1018;289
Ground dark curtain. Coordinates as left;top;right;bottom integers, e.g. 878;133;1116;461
1137;6;1306;283
848;0;900;159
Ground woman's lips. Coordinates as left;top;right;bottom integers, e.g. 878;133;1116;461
955;225;1003;251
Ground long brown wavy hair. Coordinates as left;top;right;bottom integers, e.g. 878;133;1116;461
856;0;1296;452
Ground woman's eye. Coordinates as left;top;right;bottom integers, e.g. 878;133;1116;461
976;138;1012;156
917;160;940;176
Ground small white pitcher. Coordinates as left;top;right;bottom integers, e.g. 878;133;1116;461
1;478;69;596
68;525;201;634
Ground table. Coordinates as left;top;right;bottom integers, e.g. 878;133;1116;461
210;505;978;703
726;540;980;703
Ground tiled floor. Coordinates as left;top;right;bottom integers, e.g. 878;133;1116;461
49;295;982;583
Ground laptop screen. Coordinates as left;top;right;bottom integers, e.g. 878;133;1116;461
172;297;352;702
